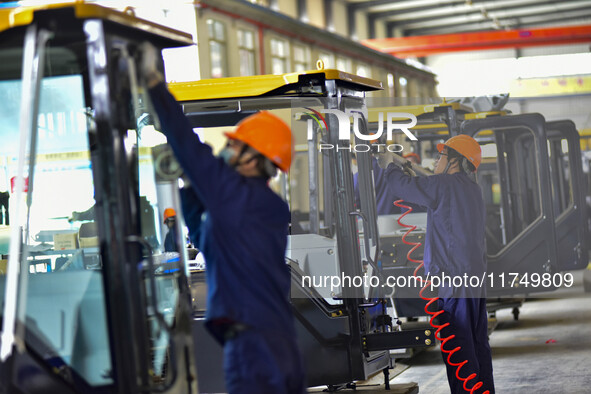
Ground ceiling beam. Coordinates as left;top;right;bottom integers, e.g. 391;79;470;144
515;17;591;30
362;24;591;58
350;0;461;13
372;0;550;22
347;0;401;12
384;1;591;30
401;10;591;36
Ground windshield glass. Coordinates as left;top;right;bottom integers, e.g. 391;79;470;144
0;31;113;388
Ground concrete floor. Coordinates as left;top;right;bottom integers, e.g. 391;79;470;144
310;270;591;393
389;270;591;394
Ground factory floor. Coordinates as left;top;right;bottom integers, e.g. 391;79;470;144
310;270;591;393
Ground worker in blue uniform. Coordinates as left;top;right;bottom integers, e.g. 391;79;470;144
163;207;179;252
354;151;429;215
142;47;305;394
378;135;495;394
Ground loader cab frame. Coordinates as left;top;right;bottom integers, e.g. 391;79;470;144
464;113;588;295
366;102;588;313
0;4;197;393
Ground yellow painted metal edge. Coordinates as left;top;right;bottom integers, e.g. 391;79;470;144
319;69;383;91
1;2;193;45
0;5;34;33
510;75;591;97
464;111;507;120
367;102;470;123
169;69;382;102
73;3;193;45
413;123;449;131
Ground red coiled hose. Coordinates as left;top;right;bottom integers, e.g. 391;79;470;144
393;199;489;394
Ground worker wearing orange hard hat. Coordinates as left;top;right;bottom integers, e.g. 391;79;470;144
219;110;292;175
163;208;179;253
142;42;305;394
379;134;494;394
403;152;422;165
162;208;176;223
435;134;481;174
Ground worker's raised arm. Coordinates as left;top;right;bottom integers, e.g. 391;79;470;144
382;163;440;209
147;82;243;217
140;42;245;217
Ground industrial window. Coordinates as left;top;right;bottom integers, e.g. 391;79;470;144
398;76;408;98
356;64;370;78
207;19;228;78
237;29;256;76
336;56;352;73
293;45;310;72
387;73;395;97
318;52;334;69
270;37;290;74
547;138;573;216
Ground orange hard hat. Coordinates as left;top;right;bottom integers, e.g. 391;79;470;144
224;111;293;172
403;152;421;162
437;134;481;169
163;208;176;223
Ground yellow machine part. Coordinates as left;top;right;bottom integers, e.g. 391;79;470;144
579;129;591;151
168;69;383;102
365;102;471;135
365;104;508;135
464;111;507;119
367;102;471;123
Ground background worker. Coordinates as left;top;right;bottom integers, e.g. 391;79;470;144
378;135;494;394
142;44;305;394
163;208;179;252
403;152;422;166
355;150;429;215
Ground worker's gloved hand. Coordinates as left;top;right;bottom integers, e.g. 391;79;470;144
139;41;164;88
402;160;417;177
376;150;395;169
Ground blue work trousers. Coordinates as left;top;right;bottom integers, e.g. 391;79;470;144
438;298;495;394
223;330;306;394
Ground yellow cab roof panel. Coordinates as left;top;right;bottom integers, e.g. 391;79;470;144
168;69;383;102
0;2;193;45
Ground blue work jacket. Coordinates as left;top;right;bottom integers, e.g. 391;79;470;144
164;226;179;252
354;158;427;215
149;83;295;342
383;164;487;296
355;158;402;215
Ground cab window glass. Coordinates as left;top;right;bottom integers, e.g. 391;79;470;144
0;42;112;387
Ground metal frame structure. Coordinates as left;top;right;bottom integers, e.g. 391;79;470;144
344;0;591;37
542;120;589;272
363;24;591;58
364;102;588;317
0;3;197;393
172;69;435;391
